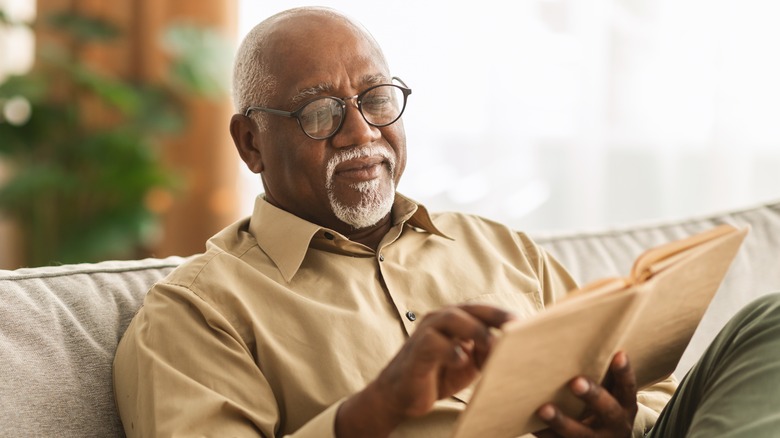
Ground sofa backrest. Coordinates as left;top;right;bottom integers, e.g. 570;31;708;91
0;257;184;437
0;199;778;437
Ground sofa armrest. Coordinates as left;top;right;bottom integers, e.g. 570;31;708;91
0;257;184;437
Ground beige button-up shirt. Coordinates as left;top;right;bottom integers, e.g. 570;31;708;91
113;194;675;437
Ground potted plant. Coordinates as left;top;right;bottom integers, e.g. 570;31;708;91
0;9;226;267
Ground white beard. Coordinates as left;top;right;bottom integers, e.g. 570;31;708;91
325;146;396;229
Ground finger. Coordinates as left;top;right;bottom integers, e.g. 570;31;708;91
608;351;638;411
453;304;516;366
410;327;471;368
537;403;592;437
418;313;492;369
420;306;510;368
459;339;475;356
420;307;489;341
569;376;627;428
457;303;517;328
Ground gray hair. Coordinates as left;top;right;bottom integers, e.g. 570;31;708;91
231;7;386;132
232;19;277;131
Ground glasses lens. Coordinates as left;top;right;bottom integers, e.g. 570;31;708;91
360;85;406;126
299;97;344;138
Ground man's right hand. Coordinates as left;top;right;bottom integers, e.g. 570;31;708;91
335;304;515;438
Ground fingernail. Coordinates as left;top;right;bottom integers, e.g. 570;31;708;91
572;377;589;395
614;351;628;369
538;404;555;421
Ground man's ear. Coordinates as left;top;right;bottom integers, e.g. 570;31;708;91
230;114;264;174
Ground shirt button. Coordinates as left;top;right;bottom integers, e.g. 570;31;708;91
323;232;334;240
405;311;416;321
379;254;385;262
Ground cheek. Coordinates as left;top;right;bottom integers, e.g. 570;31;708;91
383;125;407;178
292;146;332;189
263;137;328;188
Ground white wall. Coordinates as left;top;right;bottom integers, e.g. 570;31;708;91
235;0;780;232
0;0;35;82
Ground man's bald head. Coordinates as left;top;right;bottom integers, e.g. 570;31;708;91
232;7;388;129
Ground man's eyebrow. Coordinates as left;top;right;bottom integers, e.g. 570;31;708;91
289;74;390;106
291;83;334;105
361;73;388;86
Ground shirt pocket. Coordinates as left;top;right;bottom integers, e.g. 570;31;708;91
460;290;543;320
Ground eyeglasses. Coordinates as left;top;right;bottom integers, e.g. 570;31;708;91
244;77;412;140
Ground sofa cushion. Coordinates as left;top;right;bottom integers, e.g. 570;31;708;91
534;199;780;376
0;257;183;437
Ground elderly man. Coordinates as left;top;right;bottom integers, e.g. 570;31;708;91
114;7;780;438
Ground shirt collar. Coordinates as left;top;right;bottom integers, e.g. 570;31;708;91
248;194;451;282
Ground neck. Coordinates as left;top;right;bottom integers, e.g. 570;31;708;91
344;214;393;251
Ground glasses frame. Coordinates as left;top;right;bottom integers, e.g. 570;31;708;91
244;77;412;140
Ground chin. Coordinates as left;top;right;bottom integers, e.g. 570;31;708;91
329;179;395;229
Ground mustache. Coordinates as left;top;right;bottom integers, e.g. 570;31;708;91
326;146;396;181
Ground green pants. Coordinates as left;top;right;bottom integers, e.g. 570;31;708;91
647;293;780;437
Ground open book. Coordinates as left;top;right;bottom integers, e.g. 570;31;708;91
452;224;748;438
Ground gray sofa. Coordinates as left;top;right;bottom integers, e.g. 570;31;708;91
2;200;779;437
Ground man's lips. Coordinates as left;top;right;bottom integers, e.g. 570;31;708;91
333;156;387;180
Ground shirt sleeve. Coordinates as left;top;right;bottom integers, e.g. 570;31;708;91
515;232;579;306
113;281;341;438
537;246;580;305
633;375;677;437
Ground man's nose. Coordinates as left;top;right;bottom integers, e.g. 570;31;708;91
331;98;380;148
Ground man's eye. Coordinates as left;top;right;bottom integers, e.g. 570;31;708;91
362;96;392;112
302;108;330;123
300;103;337;133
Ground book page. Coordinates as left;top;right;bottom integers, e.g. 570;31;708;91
618;226;748;387
631;224;737;282
564;277;629;299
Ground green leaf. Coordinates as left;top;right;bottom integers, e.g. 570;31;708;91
0;102;73;155
0;73;50;103
0;164;75;210
58;206;153;264
70;66;143;114
162;23;232;97
132;86;186;133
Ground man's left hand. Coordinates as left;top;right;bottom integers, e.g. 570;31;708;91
535;351;638;438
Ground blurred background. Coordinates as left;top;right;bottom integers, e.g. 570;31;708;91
1;0;779;269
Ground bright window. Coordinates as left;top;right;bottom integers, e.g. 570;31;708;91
236;0;780;232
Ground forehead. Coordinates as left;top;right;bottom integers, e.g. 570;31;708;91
263;13;390;101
